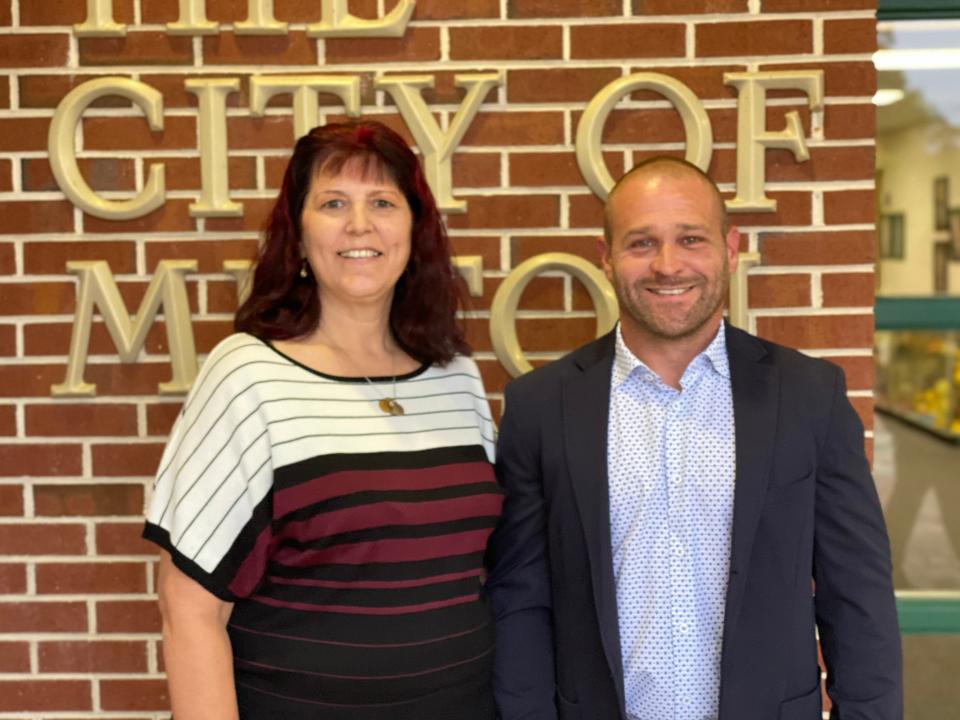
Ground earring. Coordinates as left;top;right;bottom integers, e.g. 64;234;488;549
299;260;309;278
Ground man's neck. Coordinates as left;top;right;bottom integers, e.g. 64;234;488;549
620;318;723;390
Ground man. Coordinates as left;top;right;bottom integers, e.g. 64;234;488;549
485;157;902;720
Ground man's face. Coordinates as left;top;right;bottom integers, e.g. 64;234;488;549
600;168;739;344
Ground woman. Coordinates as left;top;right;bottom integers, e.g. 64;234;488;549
144;120;501;719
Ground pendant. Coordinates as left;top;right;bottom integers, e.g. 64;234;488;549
379;398;405;416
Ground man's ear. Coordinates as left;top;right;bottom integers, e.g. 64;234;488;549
597;236;613;279
725;226;741;273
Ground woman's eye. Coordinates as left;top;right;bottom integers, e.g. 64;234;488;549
320;198;344;210
372;198;394;209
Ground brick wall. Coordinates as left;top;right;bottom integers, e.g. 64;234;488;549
0;0;876;716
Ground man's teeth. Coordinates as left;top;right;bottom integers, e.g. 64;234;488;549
338;249;381;258
650;287;690;295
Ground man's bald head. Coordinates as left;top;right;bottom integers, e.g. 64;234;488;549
603;157;728;243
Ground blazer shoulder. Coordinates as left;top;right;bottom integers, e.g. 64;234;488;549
727;323;841;386
504;331;614;400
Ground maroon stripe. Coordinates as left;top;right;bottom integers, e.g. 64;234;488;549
228;525;272;597
274;528;492;567
274;461;494;515
228;620;489;648
250;592;479;615
266;568;481;590
235;646;492;680
275;494;503;544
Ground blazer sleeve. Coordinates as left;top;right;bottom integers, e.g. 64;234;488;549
813;366;903;719
484;381;559;720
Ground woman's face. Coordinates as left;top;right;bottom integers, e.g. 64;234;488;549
300;158;413;313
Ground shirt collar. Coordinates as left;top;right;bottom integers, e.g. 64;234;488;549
612;321;730;389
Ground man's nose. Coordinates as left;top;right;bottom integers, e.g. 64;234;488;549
650;243;682;275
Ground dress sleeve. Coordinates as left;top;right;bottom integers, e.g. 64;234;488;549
143;336;275;601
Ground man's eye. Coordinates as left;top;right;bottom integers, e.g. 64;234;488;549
628;238;655;249
681;235;704;245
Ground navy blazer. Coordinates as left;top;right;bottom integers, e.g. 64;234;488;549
485;324;902;720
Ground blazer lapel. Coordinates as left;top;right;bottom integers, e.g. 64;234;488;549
721;324;779;658
560;333;626;710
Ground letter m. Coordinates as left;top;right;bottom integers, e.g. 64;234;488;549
52;260;199;396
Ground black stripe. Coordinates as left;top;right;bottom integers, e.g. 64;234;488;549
259;575;481;609
267;552;485;582
275;516;498;553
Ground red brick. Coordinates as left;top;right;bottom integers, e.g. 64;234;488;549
26;404;138;437
449;26;562;61
0;280;75;315
22;157;137;193
101;679;169;711
84;362;185;396
21;0;134;24
97;600;161;633
0;444;82;477
23;240;137;275
82;116;195;151
0;117;50;151
79;31;192;66
0;365;67;397
226;115;294;149
0;523;87;554
414;0;499;18
822;272;874;307
748;274;812;308
18;74;134;109
446;195;559;230
0;601;87;633
514;317;597;353
508;67;622;103
448;235;501;270
0;4;9;24
824;18;876;54
208;280;244;313
0;680;91;711
0;483;22;514
0;35;68;67
39;640;148;673
824;189;875;225
467;275;565;312
450;152;500;189
0;324;13;356
728;191;812;228
0;201;74;234
96;522;160;556
697;20;812;57
628;65;745;101
824;104;874;140
571;23;686;59
461;111;564;146
205;197;275;232
203;30;315;65
763;0;873;8
92;443;165;477
569;193;605;229
0;242;14;274
765;147;875;183
849;395;874;431
761;231;874;266
36;562;147;594
83;199;197;234
157;155;257;192
755;314;873;350
634;0;748;11
34;484;144;516
511;235;603;265
509;0;620;15
0;641;29;672
0;564;26;594
0;158;11;189
145;239;258;273
327;27;440;63
510;151;623;188
827;355;874;392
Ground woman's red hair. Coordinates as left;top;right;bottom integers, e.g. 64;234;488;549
234;120;469;365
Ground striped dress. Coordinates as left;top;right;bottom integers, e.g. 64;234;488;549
143;333;502;719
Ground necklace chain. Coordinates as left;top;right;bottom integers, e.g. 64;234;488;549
363;375;405;416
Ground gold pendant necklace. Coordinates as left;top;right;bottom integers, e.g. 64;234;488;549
365;376;405;416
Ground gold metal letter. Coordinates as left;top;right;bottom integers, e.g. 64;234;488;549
52;261;199;397
452;256;484;298
576;73;713;200
167;0;218;35
48;77;166;220
376;73;502;214
490;253;618;378
75;0;126;37
724;71;824;212
235;0;288;35
249;75;361;141
186;78;243;217
728;252;761;330
223;260;254;305
307;0;415;37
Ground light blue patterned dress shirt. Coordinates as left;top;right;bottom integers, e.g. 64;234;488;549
608;323;735;720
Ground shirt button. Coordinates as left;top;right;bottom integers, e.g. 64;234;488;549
671;476;682;485
675;545;685;557
678;622;689;633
